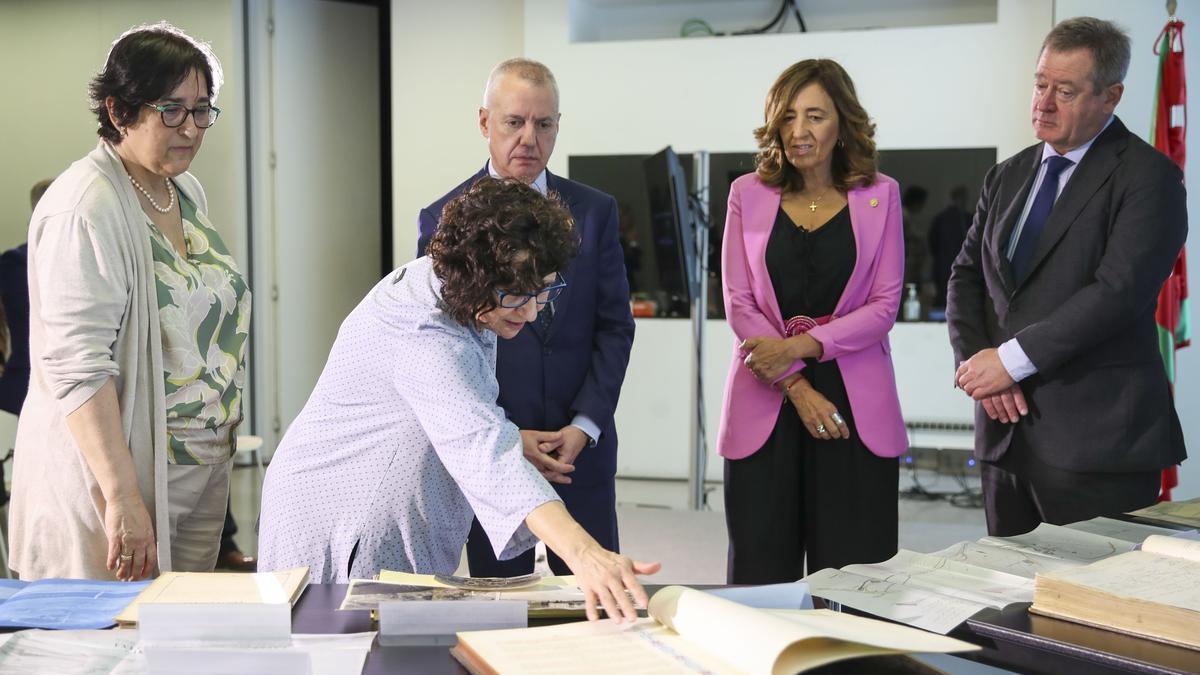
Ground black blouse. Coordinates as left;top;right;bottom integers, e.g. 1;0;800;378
765;204;856;321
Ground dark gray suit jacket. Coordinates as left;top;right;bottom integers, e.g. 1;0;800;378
947;117;1187;473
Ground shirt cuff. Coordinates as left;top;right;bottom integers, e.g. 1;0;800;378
570;415;600;447
998;339;1038;382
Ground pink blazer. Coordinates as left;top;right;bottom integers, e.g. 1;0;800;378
717;172;908;460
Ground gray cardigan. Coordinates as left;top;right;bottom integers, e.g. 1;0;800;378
10;141;207;579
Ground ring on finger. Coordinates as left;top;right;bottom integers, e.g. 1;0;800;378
119;552;134;561
831;412;845;426
815;423;827;434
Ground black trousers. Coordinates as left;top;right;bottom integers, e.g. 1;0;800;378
983;441;1161;537
724;363;898;584
466;480;618;576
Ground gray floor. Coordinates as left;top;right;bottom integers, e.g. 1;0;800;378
230;464;989;583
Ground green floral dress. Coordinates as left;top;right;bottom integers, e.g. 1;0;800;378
147;192;251;465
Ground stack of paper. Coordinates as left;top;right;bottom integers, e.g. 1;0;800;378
804;519;1183;634
115;567;309;625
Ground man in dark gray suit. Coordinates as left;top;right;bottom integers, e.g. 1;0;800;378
948;17;1188;536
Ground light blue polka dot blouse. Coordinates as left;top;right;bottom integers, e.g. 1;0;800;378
257;256;561;582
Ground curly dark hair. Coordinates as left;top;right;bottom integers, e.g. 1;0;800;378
753;59;877;193
428;178;579;328
89;22;223;144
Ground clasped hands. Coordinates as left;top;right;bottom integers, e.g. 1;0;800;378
740;334;821;383
520;426;589;484
955;347;1028;424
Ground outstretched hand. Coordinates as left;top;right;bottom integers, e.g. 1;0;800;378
567;546;660;622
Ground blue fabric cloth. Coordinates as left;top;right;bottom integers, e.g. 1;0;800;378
1009;156;1074;285
0;578;150;629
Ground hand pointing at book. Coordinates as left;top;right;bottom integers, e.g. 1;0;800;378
525;501;661;622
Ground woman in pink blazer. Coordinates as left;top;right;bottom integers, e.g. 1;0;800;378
718;60;907;583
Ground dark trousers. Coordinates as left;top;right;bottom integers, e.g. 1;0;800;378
724;387;899;584
982;444;1161;537
466;480;618;576
219;496;238;556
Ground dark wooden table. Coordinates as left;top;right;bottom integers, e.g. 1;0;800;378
957;602;1200;675
294;583;1200;674
288;584;954;674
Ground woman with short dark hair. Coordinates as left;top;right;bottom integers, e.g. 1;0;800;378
718;59;907;583
10;22;246;581
258;178;657;622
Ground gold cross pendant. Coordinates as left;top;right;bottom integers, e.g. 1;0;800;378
808;201;819;212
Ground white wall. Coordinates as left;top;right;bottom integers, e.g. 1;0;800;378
0;0;247;451
0;0;247;262
527;0;1048;168
247;0;384;454
1051;0;1200;499
391;0;1200;492
519;0;1051;480
390;0;525;264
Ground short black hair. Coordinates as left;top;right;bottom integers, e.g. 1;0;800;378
89;22;223;144
428;178;579;328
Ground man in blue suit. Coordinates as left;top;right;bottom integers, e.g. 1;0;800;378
417;58;635;576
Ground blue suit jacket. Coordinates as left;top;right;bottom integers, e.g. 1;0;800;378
417;166;635;488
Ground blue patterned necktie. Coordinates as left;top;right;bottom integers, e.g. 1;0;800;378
538;300;555;332
1010;155;1074;284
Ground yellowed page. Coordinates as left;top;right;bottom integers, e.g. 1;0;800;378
1140;534;1200;562
377;570;577;592
767;609;979;654
1037;550;1200;612
456;617;740;674
1128;497;1200;528
359;572;589;615
114;568;309;624
651;587;977;675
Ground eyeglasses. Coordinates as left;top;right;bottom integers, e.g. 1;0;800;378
145;102;221;128
496;274;567;309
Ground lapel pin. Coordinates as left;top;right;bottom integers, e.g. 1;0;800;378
869;198;879;208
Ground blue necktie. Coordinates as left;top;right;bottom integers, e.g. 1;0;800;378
1010;155;1074;284
538;300;555;332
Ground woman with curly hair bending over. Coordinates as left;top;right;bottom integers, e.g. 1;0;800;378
258;178;657;621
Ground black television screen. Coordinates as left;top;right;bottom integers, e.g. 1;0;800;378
568;147;994;320
643;147;696;305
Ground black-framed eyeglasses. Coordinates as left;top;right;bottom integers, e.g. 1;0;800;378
496;274;567;309
145;102;221;129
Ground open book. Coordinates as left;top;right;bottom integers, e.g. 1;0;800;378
341;571;593;617
1030;535;1200;650
450;585;978;674
114;567;309;625
1127;495;1200;529
803;520;1156;634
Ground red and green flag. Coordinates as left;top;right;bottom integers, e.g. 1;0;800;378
1151;18;1189;502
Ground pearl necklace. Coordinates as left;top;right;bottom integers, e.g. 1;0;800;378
128;174;176;213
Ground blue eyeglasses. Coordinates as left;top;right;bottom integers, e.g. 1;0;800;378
496;274;567;309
